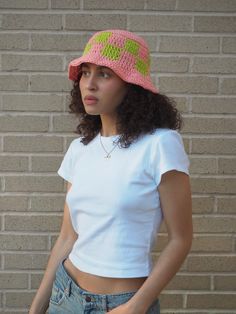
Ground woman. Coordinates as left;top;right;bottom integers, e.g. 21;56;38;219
29;29;193;314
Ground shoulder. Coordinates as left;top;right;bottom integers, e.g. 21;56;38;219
149;128;186;155
136;128;182;149
152;127;180;137
68;137;84;150
149;128;183;144
64;137;85;159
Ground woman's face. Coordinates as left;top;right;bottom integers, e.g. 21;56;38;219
79;62;128;117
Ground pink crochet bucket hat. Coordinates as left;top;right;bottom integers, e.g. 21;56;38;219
68;29;158;93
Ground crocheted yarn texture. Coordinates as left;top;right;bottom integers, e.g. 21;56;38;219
68;29;158;93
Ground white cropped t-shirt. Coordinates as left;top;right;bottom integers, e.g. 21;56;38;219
57;128;190;278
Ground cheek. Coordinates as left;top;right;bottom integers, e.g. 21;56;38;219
105;82;127;103
79;79;82;91
114;85;128;104
79;78;85;94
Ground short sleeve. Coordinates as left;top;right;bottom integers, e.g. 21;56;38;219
150;130;190;187
57;141;74;183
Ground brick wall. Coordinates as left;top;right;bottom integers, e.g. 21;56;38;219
0;0;235;313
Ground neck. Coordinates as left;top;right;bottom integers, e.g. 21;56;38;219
100;114;119;137
100;131;119;137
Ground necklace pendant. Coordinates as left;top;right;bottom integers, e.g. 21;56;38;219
105;154;111;159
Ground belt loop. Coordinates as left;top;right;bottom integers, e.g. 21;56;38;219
65;279;72;297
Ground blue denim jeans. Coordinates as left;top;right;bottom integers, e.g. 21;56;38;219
48;259;160;314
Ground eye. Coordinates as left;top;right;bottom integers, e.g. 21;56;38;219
99;71;110;78
81;69;90;77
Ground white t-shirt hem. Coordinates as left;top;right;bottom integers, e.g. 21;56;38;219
68;252;152;278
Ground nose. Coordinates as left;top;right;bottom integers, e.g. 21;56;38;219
86;73;97;90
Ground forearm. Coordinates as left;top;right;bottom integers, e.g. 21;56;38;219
29;236;75;314
128;238;192;313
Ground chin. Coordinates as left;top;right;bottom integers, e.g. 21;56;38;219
85;111;100;116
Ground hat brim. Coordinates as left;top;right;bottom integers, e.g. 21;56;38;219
68;56;159;94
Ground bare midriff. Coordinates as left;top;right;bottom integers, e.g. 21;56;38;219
63;258;148;294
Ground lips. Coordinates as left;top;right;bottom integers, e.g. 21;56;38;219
84;95;98;101
84;95;98;105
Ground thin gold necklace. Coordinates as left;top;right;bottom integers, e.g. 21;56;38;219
99;133;120;159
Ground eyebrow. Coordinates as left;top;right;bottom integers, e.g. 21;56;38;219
81;64;111;71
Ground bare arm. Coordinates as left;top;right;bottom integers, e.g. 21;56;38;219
29;182;78;314
127;170;193;313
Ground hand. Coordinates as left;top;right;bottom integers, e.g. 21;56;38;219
105;301;144;314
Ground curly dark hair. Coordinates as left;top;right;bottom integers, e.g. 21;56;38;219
68;79;183;148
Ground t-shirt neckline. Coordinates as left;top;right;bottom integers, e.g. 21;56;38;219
99;132;121;140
